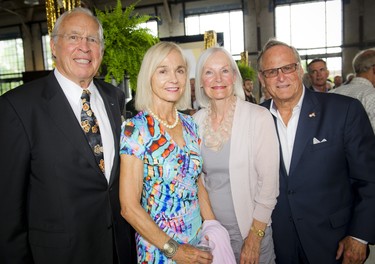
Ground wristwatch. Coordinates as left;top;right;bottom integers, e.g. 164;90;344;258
251;226;265;238
161;238;179;258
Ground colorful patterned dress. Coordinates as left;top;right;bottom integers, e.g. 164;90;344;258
120;111;203;263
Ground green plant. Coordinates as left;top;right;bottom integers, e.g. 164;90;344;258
237;62;256;82
96;0;159;89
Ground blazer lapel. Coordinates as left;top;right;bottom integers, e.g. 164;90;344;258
289;89;320;176
42;73;106;177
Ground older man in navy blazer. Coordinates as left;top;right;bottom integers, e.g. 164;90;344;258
258;39;375;264
0;7;135;264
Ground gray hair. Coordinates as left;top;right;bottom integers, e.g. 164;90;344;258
257;39;301;72
195;47;245;108
135;41;191;111
352;49;375;74
51;7;104;54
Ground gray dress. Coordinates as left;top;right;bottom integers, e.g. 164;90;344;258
201;139;243;263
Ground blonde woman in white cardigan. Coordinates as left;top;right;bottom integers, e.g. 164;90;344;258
193;47;280;264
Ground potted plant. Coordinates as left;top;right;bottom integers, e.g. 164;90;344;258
237;61;256;82
96;0;159;90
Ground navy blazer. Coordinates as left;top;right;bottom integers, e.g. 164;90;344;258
0;72;136;264
262;88;375;263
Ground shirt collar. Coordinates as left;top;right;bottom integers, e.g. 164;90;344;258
54;68;96;103
270;86;305;117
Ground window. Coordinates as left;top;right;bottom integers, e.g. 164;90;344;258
185;10;244;58
139;20;158;37
42;34;54;70
275;0;342;77
0;38;25;95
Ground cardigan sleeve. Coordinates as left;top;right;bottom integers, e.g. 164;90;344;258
251;107;280;223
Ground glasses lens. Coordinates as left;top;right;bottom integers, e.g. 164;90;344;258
263;69;277;78
281;63;297;74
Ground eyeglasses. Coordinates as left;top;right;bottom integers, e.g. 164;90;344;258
261;63;299;78
55;34;100;45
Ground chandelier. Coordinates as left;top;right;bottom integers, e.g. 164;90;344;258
46;0;81;34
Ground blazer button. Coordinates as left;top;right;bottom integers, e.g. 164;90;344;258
287;190;295;195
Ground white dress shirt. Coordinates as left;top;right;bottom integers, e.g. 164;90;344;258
54;69;114;183
269;88;305;174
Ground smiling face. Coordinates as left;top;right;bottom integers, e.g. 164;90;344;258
201;51;236;101
50;12;103;88
150;49;187;106
258;45;304;107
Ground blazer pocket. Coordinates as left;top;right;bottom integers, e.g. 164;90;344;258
310;140;332;151
29;230;70;248
329;206;351;229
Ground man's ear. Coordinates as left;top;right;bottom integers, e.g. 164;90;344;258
258;72;265;87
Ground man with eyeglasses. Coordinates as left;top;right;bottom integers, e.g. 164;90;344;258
0;7;135;264
258;39;375;264
307;58;331;92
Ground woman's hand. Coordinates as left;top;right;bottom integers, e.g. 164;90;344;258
172;244;213;264
240;232;262;264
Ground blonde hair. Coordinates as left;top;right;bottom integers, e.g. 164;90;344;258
195;47;245;108
135;42;191;111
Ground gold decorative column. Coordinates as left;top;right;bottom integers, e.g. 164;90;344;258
204;30;217;49
46;0;81;34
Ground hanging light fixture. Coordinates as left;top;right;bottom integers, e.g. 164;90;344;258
46;0;81;34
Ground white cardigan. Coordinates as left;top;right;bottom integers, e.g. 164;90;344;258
194;97;280;238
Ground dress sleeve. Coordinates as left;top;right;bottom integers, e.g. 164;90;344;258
120;119;146;160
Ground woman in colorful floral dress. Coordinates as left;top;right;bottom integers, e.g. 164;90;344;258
119;42;215;264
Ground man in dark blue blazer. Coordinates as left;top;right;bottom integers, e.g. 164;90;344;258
0;7;135;264
258;39;375;264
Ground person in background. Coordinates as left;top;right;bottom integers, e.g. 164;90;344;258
190;78;199;110
193;46;280;264
307;58;330;92
330;48;375;131
119;41;217;263
259;86;272;104
182;77;199;115
0;7;135;264
243;78;258;104
333;75;343;89
258;38;375;264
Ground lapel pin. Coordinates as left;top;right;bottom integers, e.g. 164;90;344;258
309;112;316;118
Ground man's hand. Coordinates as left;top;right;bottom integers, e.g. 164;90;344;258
336;236;367;264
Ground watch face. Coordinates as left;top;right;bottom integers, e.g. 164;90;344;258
166;246;174;254
258;230;265;237
163;239;179;258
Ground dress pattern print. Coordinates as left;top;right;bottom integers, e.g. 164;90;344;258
120;111;203;263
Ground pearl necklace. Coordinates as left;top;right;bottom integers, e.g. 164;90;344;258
148;107;179;129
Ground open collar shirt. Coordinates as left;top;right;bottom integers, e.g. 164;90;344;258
270;88;305;175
